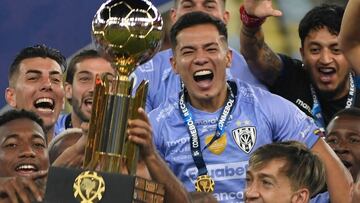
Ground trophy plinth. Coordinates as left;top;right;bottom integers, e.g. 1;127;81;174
45;0;164;202
44;167;165;203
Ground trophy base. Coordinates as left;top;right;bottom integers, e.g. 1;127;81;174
44;167;164;203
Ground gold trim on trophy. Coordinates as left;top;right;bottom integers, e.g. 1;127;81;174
195;174;215;193
73;171;106;203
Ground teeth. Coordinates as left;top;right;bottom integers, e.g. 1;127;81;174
16;164;36;170
194;70;212;76
36;98;54;105
319;68;335;73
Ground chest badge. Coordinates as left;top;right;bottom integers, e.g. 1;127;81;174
232;126;256;153
205;133;227;155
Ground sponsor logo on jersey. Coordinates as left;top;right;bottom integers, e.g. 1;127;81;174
186;161;248;183
296;99;312;114
155;102;176;122
213;191;245;203
232;127;256;153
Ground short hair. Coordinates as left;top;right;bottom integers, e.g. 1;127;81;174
170;11;228;50
249;141;326;197
0;109;45;137
298;4;344;47
9;44;66;87
66;49;104;84
331;107;360;119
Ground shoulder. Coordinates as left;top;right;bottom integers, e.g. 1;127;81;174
234;79;303;114
54;113;70;136
278;54;303;67
148;95;179;126
310;191;329;203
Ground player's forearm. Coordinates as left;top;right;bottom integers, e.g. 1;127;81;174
240;25;282;86
339;0;360;74
145;153;191;203
311;139;353;203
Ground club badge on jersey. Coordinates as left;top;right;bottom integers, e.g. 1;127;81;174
232;126;257;153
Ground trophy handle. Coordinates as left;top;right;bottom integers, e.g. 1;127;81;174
83;74;108;169
125;80;149;175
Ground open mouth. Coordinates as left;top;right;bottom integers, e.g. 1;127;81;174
84;98;93;106
34;98;55;112
318;67;336;83
319;67;336;75
193;70;214;82
15;163;38;174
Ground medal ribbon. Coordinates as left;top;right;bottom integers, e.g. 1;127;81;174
310;73;355;129
179;81;236;176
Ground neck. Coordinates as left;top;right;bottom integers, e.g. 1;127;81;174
187;87;228;113
71;112;83;128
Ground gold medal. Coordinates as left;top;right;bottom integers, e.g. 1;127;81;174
205;133;227;155
195;174;215;193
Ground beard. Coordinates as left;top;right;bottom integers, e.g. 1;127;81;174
71;98;90;122
306;66;350;101
312;76;350;101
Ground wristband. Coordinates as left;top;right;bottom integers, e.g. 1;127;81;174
239;5;266;28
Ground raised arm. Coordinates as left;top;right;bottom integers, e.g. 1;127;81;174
311;138;353;203
127;108;191;203
339;0;360;74
240;0;283;86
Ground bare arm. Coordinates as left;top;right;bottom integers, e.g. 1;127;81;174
128;108;191;203
339;0;360;74
311;139;353;203
240;0;283;86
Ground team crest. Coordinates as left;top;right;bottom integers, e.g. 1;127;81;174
232;127;256;153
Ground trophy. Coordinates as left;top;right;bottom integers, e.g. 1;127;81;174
44;0;164;202
83;0;163;175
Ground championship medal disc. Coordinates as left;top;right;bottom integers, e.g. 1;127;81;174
205;134;227;155
195;174;215;193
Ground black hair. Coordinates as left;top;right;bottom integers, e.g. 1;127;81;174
299;4;344;47
9;44;66;86
0;109;45;135
331;107;360;120
170;11;228;49
66;49;104;84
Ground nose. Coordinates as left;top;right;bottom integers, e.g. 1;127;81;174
332;140;350;155
319;49;333;65
193;50;209;66
40;77;53;91
244;184;260;201
19;145;36;158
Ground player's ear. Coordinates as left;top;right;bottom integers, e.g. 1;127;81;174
170;57;179;74
5;87;16;107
